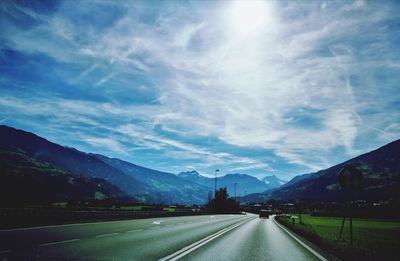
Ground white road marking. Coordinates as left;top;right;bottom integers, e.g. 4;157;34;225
127;229;144;233
272;216;328;261
0;215;223;232
0;249;12;254
159;217;254;261
39;239;80;247
0;220;132;232
95;233;119;238
0;217;173;232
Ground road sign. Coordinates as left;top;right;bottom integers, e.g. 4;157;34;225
337;165;364;246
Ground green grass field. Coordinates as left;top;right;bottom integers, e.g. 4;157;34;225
276;214;400;260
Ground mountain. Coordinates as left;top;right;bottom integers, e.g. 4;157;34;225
0;147;126;206
0;125;208;204
269;139;400;202
261;175;287;189
281;173;311;188
0;125;148;198
231;175;288;203
177;171;210;186
92;155;209;204
177;171;271;196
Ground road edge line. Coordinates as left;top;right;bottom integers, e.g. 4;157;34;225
272;216;329;261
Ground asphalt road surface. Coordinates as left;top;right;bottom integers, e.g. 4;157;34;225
0;214;322;260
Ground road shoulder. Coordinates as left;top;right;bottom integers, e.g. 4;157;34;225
272;216;335;261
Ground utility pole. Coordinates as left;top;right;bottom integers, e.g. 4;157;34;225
234;183;237;201
244;190;247;204
214;169;219;199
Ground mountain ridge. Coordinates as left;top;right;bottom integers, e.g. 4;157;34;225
177;170;286;196
92;154;209;204
0;125;209;204
0;125;149;197
268;139;400;202
0;147;127;205
262;175;287;187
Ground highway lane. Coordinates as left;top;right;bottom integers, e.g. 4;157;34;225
0;214;322;260
179;216;319;261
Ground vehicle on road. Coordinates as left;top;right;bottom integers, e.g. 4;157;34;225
259;209;269;218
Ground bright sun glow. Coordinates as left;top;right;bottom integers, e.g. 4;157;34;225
228;0;270;36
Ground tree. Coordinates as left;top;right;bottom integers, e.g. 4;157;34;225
207;187;240;214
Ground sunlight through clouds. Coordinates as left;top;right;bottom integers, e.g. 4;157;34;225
226;0;276;37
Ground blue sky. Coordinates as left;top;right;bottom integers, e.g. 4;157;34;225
1;0;399;180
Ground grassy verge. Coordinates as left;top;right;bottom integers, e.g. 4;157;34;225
275;214;400;260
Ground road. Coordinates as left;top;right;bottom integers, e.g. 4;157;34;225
0;214;322;260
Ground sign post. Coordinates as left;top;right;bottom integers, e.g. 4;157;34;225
337;165;363;246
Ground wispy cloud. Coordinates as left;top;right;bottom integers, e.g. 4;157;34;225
81;136;127;155
0;115;10;123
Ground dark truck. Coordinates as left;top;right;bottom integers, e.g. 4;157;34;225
259;209;270;218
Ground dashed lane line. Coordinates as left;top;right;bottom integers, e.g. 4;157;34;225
39;239;80;247
149;226;161;230
95;233;119;238
127;229;144;233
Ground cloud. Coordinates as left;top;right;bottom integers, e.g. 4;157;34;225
1;0;399;178
116;124;273;172
81;136;127;154
0;115;10;123
0;94;273;174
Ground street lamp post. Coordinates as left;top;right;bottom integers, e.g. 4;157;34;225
234;182;237;201
214;169;219;199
